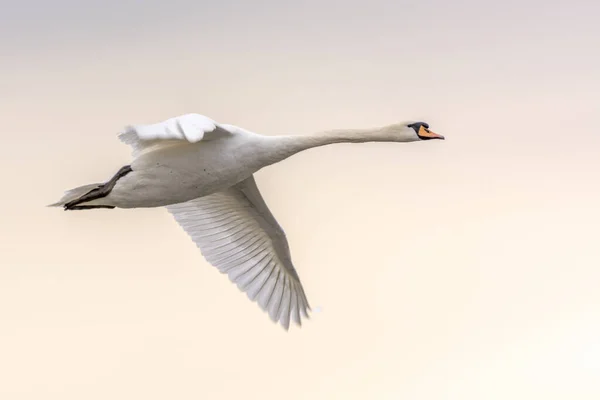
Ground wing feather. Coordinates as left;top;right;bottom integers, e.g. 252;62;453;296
166;175;310;329
117;113;233;157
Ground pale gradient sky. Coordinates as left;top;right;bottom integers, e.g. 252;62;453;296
1;0;599;399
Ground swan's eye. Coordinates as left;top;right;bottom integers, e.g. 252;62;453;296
407;122;429;133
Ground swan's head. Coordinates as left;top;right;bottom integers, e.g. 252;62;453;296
408;122;444;141
385;121;445;142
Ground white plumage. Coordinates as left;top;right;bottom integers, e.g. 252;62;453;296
118;114;239;157
167;176;309;330
51;113;444;329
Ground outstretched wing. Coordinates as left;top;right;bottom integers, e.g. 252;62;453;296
118;113;233;157
166;175;311;330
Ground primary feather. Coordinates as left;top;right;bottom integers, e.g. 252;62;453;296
166;175;310;329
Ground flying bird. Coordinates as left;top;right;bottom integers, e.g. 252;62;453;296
50;113;445;330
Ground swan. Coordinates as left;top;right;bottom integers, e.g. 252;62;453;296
50;113;445;330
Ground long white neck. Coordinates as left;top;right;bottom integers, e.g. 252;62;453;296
253;125;416;168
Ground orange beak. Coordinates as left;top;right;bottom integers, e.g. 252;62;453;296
419;125;445;140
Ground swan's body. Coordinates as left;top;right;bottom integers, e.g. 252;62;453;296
51;113;444;329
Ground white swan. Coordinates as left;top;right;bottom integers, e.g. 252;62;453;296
50;113;445;329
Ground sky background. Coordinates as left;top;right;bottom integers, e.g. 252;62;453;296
1;0;599;398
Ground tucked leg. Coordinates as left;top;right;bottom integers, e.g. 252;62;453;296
64;165;132;210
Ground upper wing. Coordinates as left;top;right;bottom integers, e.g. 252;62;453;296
166;175;311;330
118;113;233;157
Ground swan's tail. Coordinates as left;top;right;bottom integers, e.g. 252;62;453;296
48;183;108;209
49;165;133;210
